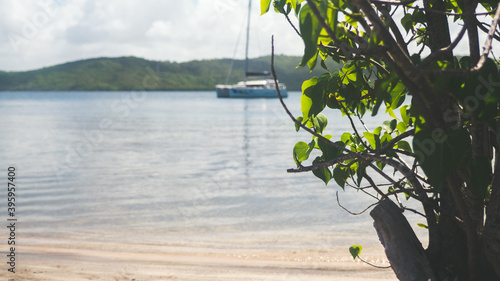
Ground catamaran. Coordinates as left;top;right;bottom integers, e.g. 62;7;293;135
216;0;288;98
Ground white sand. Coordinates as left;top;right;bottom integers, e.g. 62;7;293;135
3;242;398;281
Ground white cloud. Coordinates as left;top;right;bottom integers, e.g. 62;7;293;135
0;0;304;71
146;20;174;39
1;0;499;72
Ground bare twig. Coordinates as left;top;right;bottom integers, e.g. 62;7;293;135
284;12;301;37
356;255;392;269
356;111;372;132
401;206;426;217
477;19;500;42
340;102;374;152
337;191;380;215
345;181;380;200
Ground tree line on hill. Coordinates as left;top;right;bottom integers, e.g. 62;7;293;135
0;55;335;91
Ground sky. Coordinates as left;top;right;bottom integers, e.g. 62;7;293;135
0;0;304;71
0;0;496;72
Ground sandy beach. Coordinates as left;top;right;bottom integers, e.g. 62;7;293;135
3;241;398;281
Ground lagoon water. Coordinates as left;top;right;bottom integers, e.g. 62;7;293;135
0;91;424;255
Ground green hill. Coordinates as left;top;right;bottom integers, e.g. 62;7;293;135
0;55;338;91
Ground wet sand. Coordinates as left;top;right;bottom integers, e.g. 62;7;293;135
5;242;397;281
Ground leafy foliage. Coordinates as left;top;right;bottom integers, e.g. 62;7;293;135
264;0;500;279
262;0;499;198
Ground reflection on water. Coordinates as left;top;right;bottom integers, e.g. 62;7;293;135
0;91;424;250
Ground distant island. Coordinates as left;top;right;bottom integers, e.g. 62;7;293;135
0;55;336;91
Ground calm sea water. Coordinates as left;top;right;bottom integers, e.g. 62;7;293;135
0;91;424;251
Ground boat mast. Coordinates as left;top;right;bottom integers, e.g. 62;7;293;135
244;0;251;82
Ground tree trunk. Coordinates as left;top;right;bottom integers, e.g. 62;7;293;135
423;0;453;61
371;199;436;281
484;145;500;278
484;186;500;279
433;184;469;280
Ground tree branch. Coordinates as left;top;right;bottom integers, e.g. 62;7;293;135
376;4;409;55
340;102;374;152
378;129;415;155
464;0;480;65
287;154;357;173
352;0;443;129
425;2;500;76
284;12;301;37
477;19;500;42
320;44;391;75
370;0;496;16
419;24;467;68
364;170;389;199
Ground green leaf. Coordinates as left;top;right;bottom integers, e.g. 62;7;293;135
377;160;386;171
396;140;412;153
400;105;410;124
312;157;332;185
396;121;407;133
333;165;349;189
295;116;303;132
260;0;273;15
327;5;338;36
273;0;288;13
301;75;328;118
307;51;319;70
383;119;398;133
380;133;393;147
318;139;344;161
341;132;352;144
320;59;329;71
327;93;341;109
298;3;322;69
356;165;364;186
417;223;428;229
313;113;328;133
293;141;313;164
401;13;413;33
301;77;318;119
349;245;363;260
413;128;471;191
412;10;427;24
363;132;381;149
286;0;297;11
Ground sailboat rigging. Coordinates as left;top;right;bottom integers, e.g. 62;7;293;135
216;0;288;98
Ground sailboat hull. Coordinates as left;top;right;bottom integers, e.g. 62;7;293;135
216;79;288;98
216;87;288;98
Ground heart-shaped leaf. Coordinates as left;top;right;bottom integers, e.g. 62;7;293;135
349;245;363;260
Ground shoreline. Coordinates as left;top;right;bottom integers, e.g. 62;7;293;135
5;242;397;281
